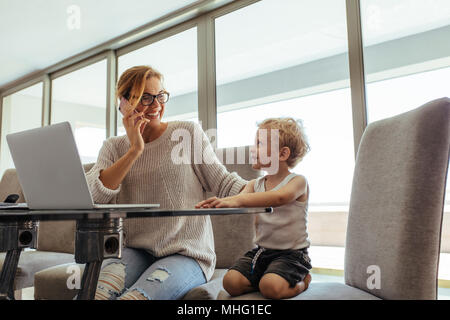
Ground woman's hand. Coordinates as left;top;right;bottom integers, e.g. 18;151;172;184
195;195;242;208
121;100;150;155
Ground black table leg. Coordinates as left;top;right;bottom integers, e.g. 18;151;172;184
0;220;38;300
0;249;21;300
75;217;123;300
77;261;102;300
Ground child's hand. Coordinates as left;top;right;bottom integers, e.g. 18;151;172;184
195;196;242;208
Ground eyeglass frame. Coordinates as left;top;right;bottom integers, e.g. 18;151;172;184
139;91;170;106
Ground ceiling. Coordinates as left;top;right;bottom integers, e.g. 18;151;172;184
1;0;449;100
0;0;198;88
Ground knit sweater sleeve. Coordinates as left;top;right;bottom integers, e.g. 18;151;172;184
85;139;121;204
191;123;247;198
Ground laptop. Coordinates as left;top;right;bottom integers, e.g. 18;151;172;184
5;122;160;210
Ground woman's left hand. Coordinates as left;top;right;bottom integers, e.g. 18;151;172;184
195;196;242;208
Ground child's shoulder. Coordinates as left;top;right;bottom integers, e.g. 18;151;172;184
285;174;308;195
281;172;306;183
290;173;307;183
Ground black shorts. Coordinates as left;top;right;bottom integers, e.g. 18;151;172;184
229;247;312;288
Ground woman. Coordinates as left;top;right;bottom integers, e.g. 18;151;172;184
85;65;246;300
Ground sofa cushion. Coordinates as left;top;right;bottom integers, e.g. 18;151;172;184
0;251;75;290
37;221;76;254
217;282;381;300
183;269;227;300
34;263;85;300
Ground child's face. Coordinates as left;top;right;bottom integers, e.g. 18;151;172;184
250;128;279;173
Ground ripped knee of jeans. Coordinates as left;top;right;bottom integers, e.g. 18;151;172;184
146;267;171;283
119;288;151;300
95;262;126;300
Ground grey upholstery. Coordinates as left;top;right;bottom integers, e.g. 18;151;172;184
0;251;74;290
344;97;450;299
34;263;85;300
0;168;25;203
218;282;381;300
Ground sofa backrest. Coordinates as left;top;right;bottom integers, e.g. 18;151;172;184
0;168;25;203
345;97;450;300
211;146;263;268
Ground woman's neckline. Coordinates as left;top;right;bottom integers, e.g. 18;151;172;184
143;122;173;148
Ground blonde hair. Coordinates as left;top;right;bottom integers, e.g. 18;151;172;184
116;65;164;108
257;117;310;168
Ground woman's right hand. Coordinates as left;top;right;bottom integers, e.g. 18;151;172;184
122;101;150;155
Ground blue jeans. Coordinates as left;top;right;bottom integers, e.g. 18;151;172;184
95;247;206;300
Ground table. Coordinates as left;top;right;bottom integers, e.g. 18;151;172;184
0;207;272;300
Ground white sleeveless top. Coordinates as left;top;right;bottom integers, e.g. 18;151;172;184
253;173;310;250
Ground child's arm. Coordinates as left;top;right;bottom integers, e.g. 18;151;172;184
197;176;307;208
238;179;256;194
195;179;255;208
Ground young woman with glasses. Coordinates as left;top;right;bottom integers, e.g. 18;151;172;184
85;65;246;300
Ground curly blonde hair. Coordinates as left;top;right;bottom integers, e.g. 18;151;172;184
258;117;310;168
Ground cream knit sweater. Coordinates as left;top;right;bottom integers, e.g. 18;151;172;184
85;121;247;280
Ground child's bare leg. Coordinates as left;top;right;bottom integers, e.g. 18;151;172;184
259;273;311;299
223;269;256;296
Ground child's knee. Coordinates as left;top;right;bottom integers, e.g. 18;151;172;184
223;270;249;296
258;274;289;300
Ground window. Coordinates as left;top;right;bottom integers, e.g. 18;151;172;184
361;0;450;122
117;27;198;136
51;60;107;164
1;83;43;175
215;0;354;208
361;0;450;208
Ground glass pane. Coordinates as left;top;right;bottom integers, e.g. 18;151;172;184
361;0;450;122
215;0;353;208
51;60;107;164
361;0;450;210
117;27;198;136
1;83;42;175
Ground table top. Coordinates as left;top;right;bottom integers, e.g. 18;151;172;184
0;207;273;221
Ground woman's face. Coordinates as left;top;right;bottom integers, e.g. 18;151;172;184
135;76;166;126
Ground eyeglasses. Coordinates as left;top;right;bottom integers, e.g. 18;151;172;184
140;92;170;106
